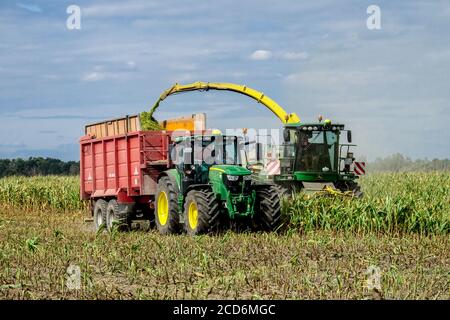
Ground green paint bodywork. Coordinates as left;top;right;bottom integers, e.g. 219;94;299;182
161;148;256;219
210;165;252;175
209;165;255;218
165;168;181;187
278;122;357;185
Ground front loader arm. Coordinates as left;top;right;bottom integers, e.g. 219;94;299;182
150;81;301;124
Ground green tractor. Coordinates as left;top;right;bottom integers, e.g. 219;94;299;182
275;119;362;197
154;134;282;235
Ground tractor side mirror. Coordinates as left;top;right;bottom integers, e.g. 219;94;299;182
347;130;352;143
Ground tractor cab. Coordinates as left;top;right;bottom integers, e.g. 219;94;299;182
168;134;255;220
276;120;360;194
172;134;248;185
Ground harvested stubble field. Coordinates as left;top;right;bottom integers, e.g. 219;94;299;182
0;173;448;299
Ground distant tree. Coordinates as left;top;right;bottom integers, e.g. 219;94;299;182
0;157;80;177
368;153;450;172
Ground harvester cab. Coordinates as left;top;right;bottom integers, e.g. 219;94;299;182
155;134;282;235
277;120;362;196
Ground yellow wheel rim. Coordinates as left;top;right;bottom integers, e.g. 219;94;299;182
188;201;198;230
157;191;169;226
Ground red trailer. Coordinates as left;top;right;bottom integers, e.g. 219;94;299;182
80;114;205;230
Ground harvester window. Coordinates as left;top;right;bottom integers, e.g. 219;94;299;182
296;131;338;172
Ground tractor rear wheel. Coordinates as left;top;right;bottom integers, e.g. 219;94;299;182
183;189;220;235
106;199;131;231
155;177;180;235
93;199;107;231
255;186;283;231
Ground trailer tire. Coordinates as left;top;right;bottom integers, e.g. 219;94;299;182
155;177;179;235
93;199;107;231
255;186;283;232
183;189;221;235
106;199;131;231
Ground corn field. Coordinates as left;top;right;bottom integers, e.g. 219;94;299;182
0;172;448;235
0;172;448;299
0;176;86;212
285;172;450;235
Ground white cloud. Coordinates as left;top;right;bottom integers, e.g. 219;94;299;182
168;63;197;71
82;61;138;82
83;3;157;17
250;50;272;61
281;51;309;60
2;0;450;159
126;61;137;70
16;3;43;13
82;72;107;82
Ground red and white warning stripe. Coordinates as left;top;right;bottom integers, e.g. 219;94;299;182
265;159;280;175
354;161;366;175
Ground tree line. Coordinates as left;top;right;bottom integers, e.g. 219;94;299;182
0;154;449;177
0;157;80;178
368;153;450;172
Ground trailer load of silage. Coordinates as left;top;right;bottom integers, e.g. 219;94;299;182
140;101;163;130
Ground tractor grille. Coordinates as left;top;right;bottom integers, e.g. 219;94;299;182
222;175;252;194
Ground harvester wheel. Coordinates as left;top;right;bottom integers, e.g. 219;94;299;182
255;186;283;231
155;177;180;235
276;183;301;199
183;189;220;235
93;199;107;231
335;181;364;198
106;199;131;231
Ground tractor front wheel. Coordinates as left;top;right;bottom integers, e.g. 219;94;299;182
183;189;220;235
255;186;283;232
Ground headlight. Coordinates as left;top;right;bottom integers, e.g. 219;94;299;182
243;175;252;181
226;175;239;181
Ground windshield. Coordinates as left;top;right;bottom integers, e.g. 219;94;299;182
296;130;338;172
177;136;241;166
280;128;339;173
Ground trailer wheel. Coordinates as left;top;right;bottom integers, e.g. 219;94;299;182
155;177;179;235
255;186;283;232
93;199;107;231
106;199;131;231
183;189;220;235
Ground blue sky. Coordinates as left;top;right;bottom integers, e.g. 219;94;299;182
0;0;449;161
